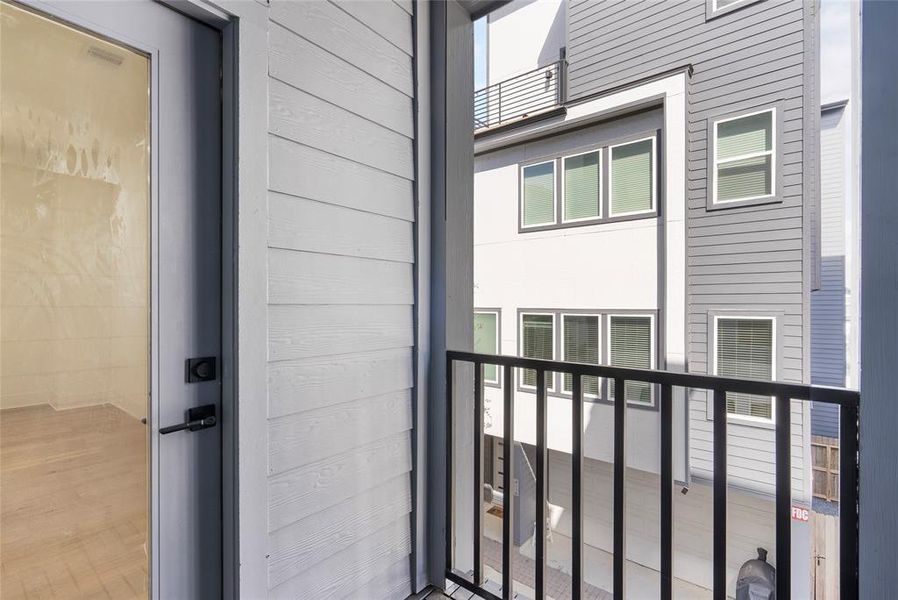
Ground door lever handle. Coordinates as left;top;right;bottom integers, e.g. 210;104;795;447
160;404;217;435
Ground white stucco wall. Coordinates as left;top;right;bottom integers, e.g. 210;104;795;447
474;109;663;472
474;163;658;310
473;85;689;476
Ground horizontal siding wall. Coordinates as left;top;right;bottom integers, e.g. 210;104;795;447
568;0;812;497
810;107;847;438
266;1;416;598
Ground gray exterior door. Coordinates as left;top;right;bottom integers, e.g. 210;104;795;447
14;2;223;597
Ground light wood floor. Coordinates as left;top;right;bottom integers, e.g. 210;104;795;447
1;403;148;599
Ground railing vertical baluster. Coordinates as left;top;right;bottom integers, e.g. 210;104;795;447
613;377;627;600
713;389;727;600
535;369;547;600
497;81;502;125
775;395;791;600
502;366;514;600
660;384;673;600
554;62;560;105
840;402;859;600
473;362;484;587
572;373;584;600
445;356;454;575
559;60;565;104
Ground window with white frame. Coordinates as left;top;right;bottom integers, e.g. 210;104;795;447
562;150;601;222
474;311;500;384
562;314;600;397
521;161;556;227
608;315;654;404
609;137;655;216
713;109;775;204
520;313;555;390
715;316;775;421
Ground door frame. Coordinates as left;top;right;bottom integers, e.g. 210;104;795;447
5;0;268;597
157;2;269;598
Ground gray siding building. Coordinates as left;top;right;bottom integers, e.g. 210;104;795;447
473;0;822;595
811;102;851;440
567;0;818;490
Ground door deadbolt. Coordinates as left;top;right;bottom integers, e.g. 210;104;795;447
186;357;216;383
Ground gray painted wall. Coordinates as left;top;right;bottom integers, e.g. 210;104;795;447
810;105;847;439
264;1;418;597
860;1;898;595
567;0;817;495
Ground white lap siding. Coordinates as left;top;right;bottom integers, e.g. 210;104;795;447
265;1;417;598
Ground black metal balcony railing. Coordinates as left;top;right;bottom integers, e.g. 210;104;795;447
474;60;565;131
445;350;860;600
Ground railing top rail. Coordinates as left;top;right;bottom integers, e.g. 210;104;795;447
446;350;860;406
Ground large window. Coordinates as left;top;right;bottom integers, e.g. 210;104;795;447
517;310;656;405
474;311;499;384
715;316;775;421
609;137;655;217
562;314;600;397
520;313;555;390
562;150;601;222
712;108;775;205
521;161;556;227
608;315;654;405
519;133;658;231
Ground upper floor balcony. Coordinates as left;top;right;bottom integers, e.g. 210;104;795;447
474;60;566;133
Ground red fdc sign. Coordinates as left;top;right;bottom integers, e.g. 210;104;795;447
791;506;810;522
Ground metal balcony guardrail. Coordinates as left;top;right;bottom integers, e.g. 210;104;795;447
445;350;860;600
474;60;565;131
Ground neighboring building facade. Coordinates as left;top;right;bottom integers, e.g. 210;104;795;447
809;100;859;511
473;0;819;597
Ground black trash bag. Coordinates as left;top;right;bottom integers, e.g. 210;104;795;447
736;547;777;600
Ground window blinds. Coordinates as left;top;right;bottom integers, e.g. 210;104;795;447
717;155;772;201
522;314;553;387
474;313;498;383
716;111;773;201
564;151;600;221
563;315;599;395
609;316;652;404
610;139;653;215
716;318;774;419
522;162;555;226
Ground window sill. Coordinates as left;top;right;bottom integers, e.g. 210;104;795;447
726;414;776;430
704;408;776;429
518;211;658;233
706;195;781;211
705;0;765;22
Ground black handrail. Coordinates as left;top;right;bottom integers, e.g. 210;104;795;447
445;350;860;600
